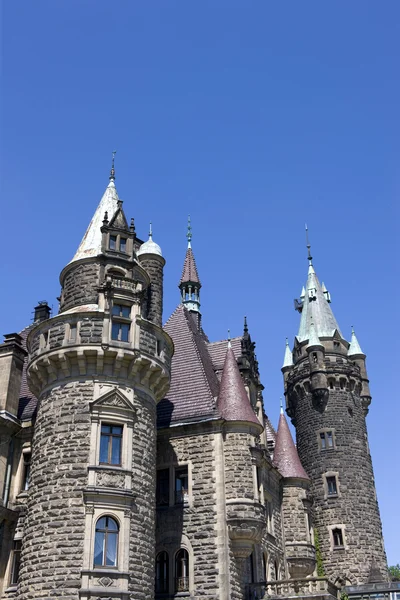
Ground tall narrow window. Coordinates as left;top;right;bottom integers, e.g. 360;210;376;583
94;516;119;567
120;237;127;252
332;528;344;547
10;540;22;585
69;324;77;342
327;476;338;496
175;549;189;592
109;235;117;250
111;304;131;342
156;469;170;506
155;551;169;593
175;467;188;504
320;430;334;450
21;452;31;491
99;424;122;465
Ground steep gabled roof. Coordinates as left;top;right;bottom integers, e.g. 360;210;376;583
179;247;201;285
273;410;309;480
216;347;261;427
157;305;219;427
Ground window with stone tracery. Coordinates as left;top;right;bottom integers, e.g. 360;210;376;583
94;516;119;567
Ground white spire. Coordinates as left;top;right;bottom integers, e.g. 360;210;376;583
348;327;365;356
282;338;293;368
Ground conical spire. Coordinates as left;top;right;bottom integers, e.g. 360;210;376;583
348;327;364;356
273;408;309;480
179;218;201;316
297;229;342;342
308;320;323;348
282;338;293;368
217;346;261;428
70;159;120;263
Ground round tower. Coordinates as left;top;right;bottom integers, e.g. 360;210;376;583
18;165;172;599
282;246;388;585
137;223;165;328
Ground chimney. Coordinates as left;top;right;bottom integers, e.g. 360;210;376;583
34;301;51;323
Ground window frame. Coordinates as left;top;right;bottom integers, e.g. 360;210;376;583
332;527;344;548
323;471;340;499
9;539;22;586
93;515;120;568
174;548;189;593
111;302;132;343
155;551;169;593
99;423;123;466
318;428;335;451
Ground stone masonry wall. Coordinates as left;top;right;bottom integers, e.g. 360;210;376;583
17;380;92;599
138;257;164;328
60;262;100;312
294;385;388;584
128;391;158;599
156;430;219;598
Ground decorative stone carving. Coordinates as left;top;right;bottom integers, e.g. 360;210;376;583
97;576;114;587
96;471;125;488
227;517;265;559
285;542;316;578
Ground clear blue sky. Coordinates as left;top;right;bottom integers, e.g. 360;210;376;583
1;1;399;565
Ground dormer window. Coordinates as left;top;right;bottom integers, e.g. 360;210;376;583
109;235;117;250
120;237;127;252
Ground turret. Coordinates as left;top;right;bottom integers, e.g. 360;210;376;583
137;223;165;327
18;158;173;599
0;333;27;418
273;403;315;579
282;230;388;585
179;217;201;329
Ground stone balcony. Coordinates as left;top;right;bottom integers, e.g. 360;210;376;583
285;542;316;578
227;500;266;559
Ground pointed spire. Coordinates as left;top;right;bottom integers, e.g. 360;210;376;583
109;150;116;182
243;316;248;334
217;347;261;428
273;407;309;480
227;329;231;348
149;222;153;239
296;233;342;342
300;286;306;300
70;161;121;263
280;397;284;414
348;327;365;356
186;215;192;249
308;319;323;348
282;338;293;369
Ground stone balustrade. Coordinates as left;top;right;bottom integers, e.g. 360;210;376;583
246;576;339;600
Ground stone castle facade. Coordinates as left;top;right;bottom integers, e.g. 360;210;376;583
0;167;390;599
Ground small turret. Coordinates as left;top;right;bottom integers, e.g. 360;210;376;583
306;321;328;410
137;223;165;327
348;327;371;410
179;217;201;328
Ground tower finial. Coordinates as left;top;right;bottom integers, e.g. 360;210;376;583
305;223;312;265
187;215;192;248
227;329;231;348
280;397;284;414
244;316;248;334
149;222;153;240
109;150;116;181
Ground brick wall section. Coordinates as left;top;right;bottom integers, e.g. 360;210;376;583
281;482;309;544
293;377;388;583
140;327;157;357
60;262;100;312
79;317;103;344
128;391;158;599
224;432;254;501
138;256;164;328
156;431;219;597
17;380;92;599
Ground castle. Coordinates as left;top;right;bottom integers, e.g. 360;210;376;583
0;164;392;600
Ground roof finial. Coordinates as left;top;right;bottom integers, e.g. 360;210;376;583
244;316;248;334
280;397;284;414
305;223;312;265
227;329;231;348
186;215;192;249
109;150;117;182
149;222;153;240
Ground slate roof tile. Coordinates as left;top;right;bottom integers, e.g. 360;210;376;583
273;411;309;480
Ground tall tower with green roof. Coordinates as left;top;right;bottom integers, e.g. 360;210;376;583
282;241;388;585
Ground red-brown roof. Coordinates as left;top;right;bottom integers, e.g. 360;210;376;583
157;305;219;427
207;337;242;372
179;247;201;285
273;411;309;480
216;347;261;427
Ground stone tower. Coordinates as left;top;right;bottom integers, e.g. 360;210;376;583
17;165;172;599
282;244;388;585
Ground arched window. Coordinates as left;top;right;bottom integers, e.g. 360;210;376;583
155;551;169;593
175;549;189;592
94;516;119;567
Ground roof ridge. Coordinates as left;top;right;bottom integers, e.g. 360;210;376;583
207;336;242;346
